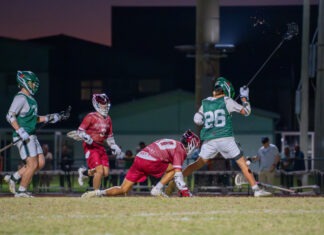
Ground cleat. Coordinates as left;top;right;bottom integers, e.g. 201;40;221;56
78;166;87;186
15;191;34;198
4;175;16;194
81;190;100;198
254;189;272;197
178;189;193;197
150;186;169;198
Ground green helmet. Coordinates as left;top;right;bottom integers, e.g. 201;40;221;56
16;71;40;95
214;77;235;98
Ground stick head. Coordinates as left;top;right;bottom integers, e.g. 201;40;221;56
67;130;82;141
234;173;249;186
60;106;72;120
283;22;299;40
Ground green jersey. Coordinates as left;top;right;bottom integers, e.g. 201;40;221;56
10;93;38;137
199;96;240;141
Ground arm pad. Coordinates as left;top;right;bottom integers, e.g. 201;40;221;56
242;101;251;116
106;137;116;147
6;112;17;124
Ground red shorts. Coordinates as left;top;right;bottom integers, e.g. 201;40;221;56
82;142;109;169
125;157;169;183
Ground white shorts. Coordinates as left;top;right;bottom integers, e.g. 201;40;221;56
199;137;241;160
14;135;43;160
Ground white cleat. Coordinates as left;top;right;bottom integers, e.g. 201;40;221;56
254;189;272;197
150;186;169;198
81;190;100;198
15;191;34;198
4;175;16;194
78;166;87;186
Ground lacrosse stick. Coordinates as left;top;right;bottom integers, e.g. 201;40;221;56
0;105;72;153
235;22;299;101
235;172;296;194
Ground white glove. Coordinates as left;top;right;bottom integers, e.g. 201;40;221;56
193;112;204;126
78;131;93;145
46;113;61;123
16;127;29;141
240;86;249;100
110;144;121;155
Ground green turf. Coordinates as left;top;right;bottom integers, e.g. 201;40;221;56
1;197;324;235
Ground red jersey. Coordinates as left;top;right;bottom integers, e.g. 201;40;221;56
137;139;187;169
78;112;113;144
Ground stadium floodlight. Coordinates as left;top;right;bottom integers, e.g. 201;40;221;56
174;43;235;59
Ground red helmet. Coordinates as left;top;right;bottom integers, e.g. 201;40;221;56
92;93;110;117
180;130;200;155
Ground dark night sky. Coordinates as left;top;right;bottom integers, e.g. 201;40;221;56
0;0;318;46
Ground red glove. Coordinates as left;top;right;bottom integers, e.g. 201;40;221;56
178;189;192;197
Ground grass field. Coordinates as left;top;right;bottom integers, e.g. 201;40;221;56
1;196;324;235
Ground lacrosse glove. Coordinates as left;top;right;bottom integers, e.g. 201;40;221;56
239;86;249;100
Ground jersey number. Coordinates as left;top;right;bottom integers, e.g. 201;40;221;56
155;139;176;150
204;110;226;128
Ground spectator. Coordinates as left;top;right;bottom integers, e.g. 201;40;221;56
293;144;306;187
60;144;73;192
280;146;294;187
115;147;126;169
124;150;135;169
136;141;146;153
256;137;280;185
39;144;53;192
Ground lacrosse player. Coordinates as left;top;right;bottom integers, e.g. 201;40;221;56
81;130;200;198
166;77;271;197
4;71;65;197
76;93;121;194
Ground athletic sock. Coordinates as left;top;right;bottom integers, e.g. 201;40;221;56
252;185;259;191
94;189;105;196
18;186;26;192
155;182;164;190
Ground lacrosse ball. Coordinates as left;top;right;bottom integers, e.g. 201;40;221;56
246;160;251;166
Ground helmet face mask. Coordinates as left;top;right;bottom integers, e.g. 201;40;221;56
16;71;40;95
92;93;110;117
181;130;200;156
214;77;235;98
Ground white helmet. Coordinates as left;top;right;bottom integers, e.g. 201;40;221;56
92;93;110;117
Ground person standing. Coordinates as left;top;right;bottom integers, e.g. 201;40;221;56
76;93;121;195
39;144;53;191
280;146;294;187
256;137;280;185
59;144;74;191
4;71;65;197
293;144;306;187
166;77;271;197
